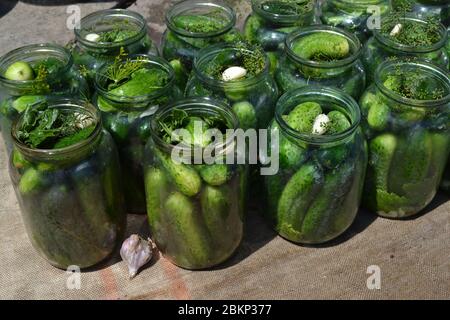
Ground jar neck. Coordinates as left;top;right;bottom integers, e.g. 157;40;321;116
12;98;102;163
275;86;361;146
94;54;175;111
252;0;316;26
150;97;238;159
0;44;73;95
285;26;362;72
165;0;236;38
75;9;147;55
374;15;447;54
193;43;270;90
374;59;450;108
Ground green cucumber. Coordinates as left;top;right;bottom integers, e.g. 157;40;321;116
292;33;350;61
367;99;390;131
286;101;322;133
197;164;230;186
164;192;211;267
277;162;324;241
155;148;202;196
19;167;43;194
368;133;397;190
232;101;257;130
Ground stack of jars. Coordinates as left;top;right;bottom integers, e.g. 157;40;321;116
0;0;448;272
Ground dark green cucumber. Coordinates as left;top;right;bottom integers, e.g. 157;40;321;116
164;192;212;267
300;159;355;242
277;162;324;241
197;164;230;186
155;148;202;196
368;133;397;191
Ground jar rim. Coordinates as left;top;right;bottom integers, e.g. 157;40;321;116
150;97;238;156
193;42;270;89
275;86;361;145
374;58;450;107
0;43;73;88
251;0;316;24
285;26;362;69
328;0;388;8
94;54;175;106
165;0;236;38
11;98;102;159
373;14;448;53
75;9;147;50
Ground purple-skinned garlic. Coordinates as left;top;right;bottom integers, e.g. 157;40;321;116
120;234;153;279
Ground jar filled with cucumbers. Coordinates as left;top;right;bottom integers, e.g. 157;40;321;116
362;14;449;82
275;26;366;99
186;42;278;129
161;0;242;89
94;53;182;214
9;98;126;269
71;9;158;83
244;0;318;72
144;97;247;269
0;44;88;154
320;0;391;42
263;86;367;244
360;59;450;218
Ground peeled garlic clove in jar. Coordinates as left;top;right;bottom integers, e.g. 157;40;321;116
85;33;100;42
312;114;330;135
222;66;247;81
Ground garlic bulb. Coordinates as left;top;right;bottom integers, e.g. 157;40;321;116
120;234;153;279
222;66;247;81
312;114;330;135
85;33;100;42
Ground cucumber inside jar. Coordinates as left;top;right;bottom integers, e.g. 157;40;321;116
276;26;366;99
187;42;278;129
360;59;450;218
10;99;125;269
145;97;245;269
264;86;367;244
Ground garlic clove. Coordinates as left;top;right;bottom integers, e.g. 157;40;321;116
390;24;402;36
120;234;153;279
222;66;247;81
312;114;330;135
85;33;100;42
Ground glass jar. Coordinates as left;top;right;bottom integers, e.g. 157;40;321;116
94;54;182;214
145;97;246;269
275;26;366;100
263;86;367;244
0;44;88;154
360;59;450;218
362;15;449;82
320;0;392;42
161;0;242;88
244;0;318;71
186;43;278;129
72;9;158;83
9;98;126;269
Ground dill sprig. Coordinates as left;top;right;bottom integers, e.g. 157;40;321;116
103;47;146;89
205;42;266;80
